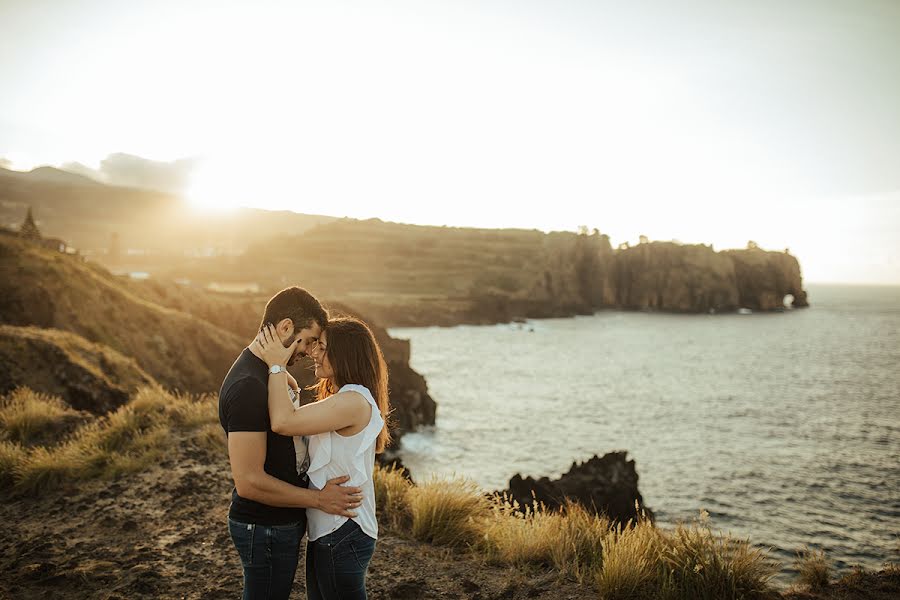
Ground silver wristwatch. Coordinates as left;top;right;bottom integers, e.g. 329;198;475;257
269;364;287;375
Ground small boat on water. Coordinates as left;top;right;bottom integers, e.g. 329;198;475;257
737;307;753;315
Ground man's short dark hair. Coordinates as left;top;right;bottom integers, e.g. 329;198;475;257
260;286;328;333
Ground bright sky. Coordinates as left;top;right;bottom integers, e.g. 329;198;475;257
1;0;899;283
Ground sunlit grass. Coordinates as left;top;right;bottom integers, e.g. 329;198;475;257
596;519;664;599
0;440;26;487
549;501;609;582
656;511;776;600
373;468;778;599
373;463;413;530
0;387;81;445
478;494;568;568
407;475;486;547
3;385;219;495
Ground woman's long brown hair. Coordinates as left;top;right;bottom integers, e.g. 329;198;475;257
311;316;392;453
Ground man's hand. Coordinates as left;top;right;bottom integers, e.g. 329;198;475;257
318;475;363;517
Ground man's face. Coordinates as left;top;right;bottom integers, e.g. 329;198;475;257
284;321;323;365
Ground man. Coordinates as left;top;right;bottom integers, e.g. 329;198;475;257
219;286;363;599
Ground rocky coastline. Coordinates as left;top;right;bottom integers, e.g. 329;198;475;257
309;227;811;328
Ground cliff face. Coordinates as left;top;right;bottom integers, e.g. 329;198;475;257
723;248;809;310
614;242;739;312
610;242;807;313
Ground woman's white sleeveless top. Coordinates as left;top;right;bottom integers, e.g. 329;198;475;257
305;383;383;542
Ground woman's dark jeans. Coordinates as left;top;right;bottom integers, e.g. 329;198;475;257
228;517;304;600
306;519;376;600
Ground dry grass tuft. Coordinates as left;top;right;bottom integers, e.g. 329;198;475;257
549;501;609;582
373;463;413;530
193;423;227;453
407;475;485;547
795;546;830;590
478;494;565;567
656;511;776;600
4;385;218;494
0;387;81;445
0;440;26;487
596;519;664;600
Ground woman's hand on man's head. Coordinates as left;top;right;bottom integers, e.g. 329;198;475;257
253;324;299;369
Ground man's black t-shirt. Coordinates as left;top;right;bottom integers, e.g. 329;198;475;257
219;348;307;526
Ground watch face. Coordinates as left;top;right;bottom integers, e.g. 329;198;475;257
269;365;282;374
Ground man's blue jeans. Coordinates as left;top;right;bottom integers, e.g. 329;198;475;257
228;517;304;600
306;519;376;600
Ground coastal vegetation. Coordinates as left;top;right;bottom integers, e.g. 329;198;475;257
0;386;221;495
374;464;777;599
3;388;893;599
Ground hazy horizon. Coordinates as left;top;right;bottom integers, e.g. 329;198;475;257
2;0;899;284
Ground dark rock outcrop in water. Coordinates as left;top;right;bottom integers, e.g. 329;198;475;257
500;452;654;524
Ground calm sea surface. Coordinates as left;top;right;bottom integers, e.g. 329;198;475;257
389;284;900;584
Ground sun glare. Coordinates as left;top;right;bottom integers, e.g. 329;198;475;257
185;161;244;213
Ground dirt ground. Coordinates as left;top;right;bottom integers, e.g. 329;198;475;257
1;435;895;600
0;436;594;600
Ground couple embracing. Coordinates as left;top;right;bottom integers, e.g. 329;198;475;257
218;286;391;599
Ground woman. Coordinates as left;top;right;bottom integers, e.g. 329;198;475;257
254;316;391;600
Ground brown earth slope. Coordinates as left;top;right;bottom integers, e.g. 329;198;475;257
0;325;155;414
0;232;242;393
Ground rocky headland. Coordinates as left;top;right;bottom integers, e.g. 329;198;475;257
231;220;810;326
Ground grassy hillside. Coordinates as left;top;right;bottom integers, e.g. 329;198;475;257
0;325;155;413
0;231;436;437
0;232;242;392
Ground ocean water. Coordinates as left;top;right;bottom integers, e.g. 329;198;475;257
390;284;900;584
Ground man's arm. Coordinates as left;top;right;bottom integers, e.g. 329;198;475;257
228;431;362;515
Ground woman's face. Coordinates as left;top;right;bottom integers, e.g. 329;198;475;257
311;331;334;380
